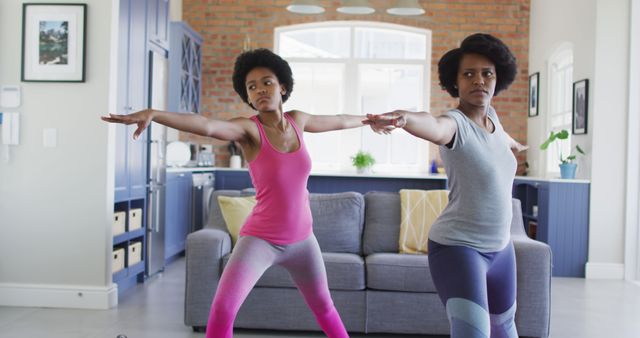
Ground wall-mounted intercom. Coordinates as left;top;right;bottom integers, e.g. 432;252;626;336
0;86;21;108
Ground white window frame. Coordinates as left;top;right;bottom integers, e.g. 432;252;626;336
545;44;573;176
274;21;432;173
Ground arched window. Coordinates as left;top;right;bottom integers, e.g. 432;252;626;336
546;45;573;174
275;21;432;173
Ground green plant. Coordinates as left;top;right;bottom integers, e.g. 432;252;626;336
351;150;375;169
539;129;585;164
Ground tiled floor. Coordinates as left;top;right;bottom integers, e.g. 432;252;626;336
1;257;639;338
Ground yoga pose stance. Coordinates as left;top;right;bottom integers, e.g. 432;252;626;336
103;48;364;338
365;33;526;338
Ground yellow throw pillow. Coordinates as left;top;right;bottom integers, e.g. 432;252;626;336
217;195;257;245
399;189;449;254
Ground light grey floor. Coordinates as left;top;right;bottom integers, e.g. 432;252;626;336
1;257;639;338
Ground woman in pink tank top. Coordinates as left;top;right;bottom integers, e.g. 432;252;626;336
102;49;366;338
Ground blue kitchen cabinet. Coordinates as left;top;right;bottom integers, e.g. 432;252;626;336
114;0;149;202
212;170;448;193
112;0;168;291
165;172;193;262
513;178;590;277
147;0;170;49
168;21;203;114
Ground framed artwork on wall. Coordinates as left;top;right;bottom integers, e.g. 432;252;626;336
528;72;539;117
572;79;589;135
21;3;87;82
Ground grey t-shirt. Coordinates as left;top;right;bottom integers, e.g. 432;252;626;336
429;107;517;252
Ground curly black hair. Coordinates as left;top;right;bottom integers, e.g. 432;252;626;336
232;48;294;110
438;33;517;98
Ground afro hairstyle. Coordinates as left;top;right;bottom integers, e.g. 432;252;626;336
438;33;517;98
232;48;294;110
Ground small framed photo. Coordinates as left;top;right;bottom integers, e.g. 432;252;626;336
528;72;539;117
572;79;589;135
21;3;87;82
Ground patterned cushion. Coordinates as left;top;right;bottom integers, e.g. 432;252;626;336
398;189;448;254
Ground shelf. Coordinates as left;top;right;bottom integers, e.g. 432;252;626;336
113;232;128;246
128;261;145;275
112;268;128;281
113;228;146;245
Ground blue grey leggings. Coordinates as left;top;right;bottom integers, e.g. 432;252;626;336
428;240;518;338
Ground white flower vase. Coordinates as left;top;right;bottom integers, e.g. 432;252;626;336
357;166;372;175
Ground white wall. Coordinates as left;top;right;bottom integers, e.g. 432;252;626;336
527;0;596;178
529;0;631;279
625;0;640;282
0;0;117;308
588;0;630;279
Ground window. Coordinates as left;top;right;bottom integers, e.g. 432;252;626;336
276;22;432;173
546;47;573;174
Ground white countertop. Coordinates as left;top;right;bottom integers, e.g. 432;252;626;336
514;176;591;184
167;166;447;180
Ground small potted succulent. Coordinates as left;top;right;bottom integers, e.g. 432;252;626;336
351;150;375;174
539;129;585;179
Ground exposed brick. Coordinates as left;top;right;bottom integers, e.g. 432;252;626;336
183;0;530;161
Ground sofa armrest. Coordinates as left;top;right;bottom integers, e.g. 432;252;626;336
184;228;232;326
512;234;552;338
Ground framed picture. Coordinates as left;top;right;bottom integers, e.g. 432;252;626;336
528;72;539;117
21;3;87;82
572;79;589;135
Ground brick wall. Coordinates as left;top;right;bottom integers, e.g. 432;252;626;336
182;0;530;171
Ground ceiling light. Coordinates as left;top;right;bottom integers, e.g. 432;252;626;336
286;0;325;14
337;0;375;15
387;0;425;16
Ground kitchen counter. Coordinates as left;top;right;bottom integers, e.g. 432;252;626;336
514;175;590;184
167;166;216;173
168;166;446;179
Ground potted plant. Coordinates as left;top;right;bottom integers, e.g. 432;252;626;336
539;129;585;179
351;150;375;174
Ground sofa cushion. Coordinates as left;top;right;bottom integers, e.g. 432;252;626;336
207;190;255;231
217;195;256;245
222;252;365;291
309;192;364;254
399;189;448;254
363;192;401;255
366;253;437;293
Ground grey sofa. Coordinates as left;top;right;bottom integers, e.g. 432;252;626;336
184;190;551;337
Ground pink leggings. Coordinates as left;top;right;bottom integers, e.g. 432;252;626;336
205;234;349;338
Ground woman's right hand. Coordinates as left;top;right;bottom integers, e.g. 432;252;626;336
363;111;407;134
101;109;155;140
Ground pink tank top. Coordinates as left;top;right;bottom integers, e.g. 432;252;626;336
240;113;313;244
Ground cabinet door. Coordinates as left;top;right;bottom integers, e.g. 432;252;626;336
148;0;170;49
127;0;149;199
165;172;192;261
168;22;203;113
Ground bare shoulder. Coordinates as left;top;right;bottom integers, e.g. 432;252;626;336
229;115;259;144
285;109;309;127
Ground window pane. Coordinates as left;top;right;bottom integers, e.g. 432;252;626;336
359;64;424;168
354;28;426;60
279;28;350;58
283;63;348;168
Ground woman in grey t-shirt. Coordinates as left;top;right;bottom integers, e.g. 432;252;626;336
365;33;527;338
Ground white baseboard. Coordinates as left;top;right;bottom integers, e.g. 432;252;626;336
585;262;625;279
0;283;118;309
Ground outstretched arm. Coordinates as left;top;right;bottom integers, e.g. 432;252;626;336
507;133;529;153
364;110;457;146
288;110;365;133
101;108;248;142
